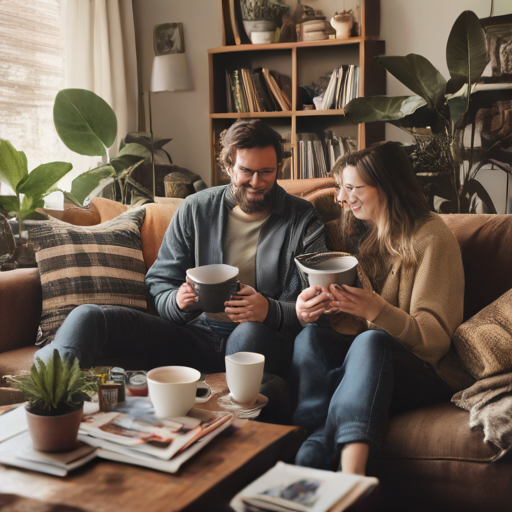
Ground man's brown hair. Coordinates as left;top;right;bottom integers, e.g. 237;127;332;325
218;119;284;173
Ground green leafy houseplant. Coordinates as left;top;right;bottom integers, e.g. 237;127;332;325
8;349;97;416
344;11;504;213
53;88;173;207
0;139;73;238
241;0;289;24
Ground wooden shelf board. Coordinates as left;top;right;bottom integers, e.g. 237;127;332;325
210;110;346;119
295;109;345;116
210;112;293;119
208;37;383;54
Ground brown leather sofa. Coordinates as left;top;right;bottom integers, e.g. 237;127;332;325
1;178;511;511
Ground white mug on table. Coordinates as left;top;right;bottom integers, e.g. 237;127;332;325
225;352;265;404
147;366;201;418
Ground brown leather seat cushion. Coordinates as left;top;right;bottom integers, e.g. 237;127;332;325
440;214;512;322
378;402;500;462
0;346;38;386
368;402;512;512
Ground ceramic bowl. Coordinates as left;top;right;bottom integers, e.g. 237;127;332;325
295;253;358;288
251;30;275;44
186;264;239;313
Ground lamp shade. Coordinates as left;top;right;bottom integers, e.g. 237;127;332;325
151;53;191;92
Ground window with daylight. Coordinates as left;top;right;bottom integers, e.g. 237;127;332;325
0;0;66;198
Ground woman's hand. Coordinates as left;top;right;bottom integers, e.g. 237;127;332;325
296;286;333;324
224;283;269;323
176;277;199;311
328;284;386;322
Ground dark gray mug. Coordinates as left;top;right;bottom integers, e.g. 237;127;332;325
186;264;239;313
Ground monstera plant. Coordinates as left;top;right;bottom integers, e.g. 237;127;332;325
344;10;505;213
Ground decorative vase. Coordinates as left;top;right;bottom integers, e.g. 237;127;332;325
242;20;276;43
330;13;353;39
25;404;83;452
0;213;15;270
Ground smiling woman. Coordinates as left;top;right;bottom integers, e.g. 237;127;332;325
291;141;465;476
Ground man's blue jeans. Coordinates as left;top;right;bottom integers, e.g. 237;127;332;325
290;324;455;469
34;304;293;378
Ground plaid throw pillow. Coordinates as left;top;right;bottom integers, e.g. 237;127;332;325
30;207;147;344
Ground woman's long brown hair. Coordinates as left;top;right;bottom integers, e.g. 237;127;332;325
331;141;431;287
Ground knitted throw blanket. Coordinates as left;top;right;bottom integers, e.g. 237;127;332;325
449;288;512;454
452;373;512;457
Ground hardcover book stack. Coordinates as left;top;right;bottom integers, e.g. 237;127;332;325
227;67;292;113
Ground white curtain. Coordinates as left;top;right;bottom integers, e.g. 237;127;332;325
64;0;138;158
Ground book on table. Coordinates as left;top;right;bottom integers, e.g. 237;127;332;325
0;397;233;476
230;461;379;512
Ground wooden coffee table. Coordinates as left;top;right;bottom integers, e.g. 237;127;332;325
0;374;304;512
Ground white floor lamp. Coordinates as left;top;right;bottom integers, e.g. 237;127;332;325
149;53;191;197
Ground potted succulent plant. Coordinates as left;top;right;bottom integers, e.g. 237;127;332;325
8;349;97;452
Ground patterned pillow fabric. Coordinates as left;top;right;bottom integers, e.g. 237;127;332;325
30;207;147;344
452;288;512;380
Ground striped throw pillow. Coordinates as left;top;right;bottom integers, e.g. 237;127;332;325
30;207;147;344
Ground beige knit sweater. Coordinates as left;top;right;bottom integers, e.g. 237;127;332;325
331;213;465;367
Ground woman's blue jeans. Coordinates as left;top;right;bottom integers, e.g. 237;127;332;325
290;324;455;469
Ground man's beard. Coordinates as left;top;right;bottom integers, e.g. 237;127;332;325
232;182;276;214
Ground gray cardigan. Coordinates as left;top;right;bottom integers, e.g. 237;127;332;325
145;183;327;340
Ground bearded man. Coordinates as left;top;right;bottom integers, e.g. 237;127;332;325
35;120;327;378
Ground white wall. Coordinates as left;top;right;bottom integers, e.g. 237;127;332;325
132;0;223;184
133;0;511;203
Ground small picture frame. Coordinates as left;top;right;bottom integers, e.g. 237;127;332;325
153;22;185;55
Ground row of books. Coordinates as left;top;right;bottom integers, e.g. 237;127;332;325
320;65;359;110
227;67;292;113
0;398;233;476
297;131;356;179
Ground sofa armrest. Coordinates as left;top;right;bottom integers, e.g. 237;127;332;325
0;268;42;354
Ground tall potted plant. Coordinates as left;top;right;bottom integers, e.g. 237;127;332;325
344;10;504;213
8;350;97;452
52;89;175;206
0;139;74;266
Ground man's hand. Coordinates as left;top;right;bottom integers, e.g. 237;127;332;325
296;286;333;324
176;277;199;312
224;283;269;323
328;284;386;322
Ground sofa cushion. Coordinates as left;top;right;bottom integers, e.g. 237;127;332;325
452;288;512;380
368;402;510;512
440;214;512;321
29;208;147;343
142;200;183;269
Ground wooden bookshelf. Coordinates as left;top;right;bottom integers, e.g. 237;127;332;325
209;0;386;185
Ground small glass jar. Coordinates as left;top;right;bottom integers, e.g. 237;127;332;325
110;367;126;403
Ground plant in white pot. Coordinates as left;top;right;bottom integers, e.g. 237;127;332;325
8;349;97;452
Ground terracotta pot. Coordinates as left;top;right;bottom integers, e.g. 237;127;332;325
25;404;83;452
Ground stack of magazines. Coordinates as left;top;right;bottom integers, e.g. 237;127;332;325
0;398;233;476
227;67;292;113
230;461;379;512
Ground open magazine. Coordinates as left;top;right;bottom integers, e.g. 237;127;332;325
0;398;233;476
230;462;379;512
